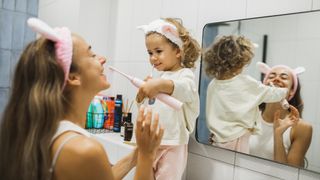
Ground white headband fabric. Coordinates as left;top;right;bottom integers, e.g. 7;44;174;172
27;18;73;89
137;19;183;49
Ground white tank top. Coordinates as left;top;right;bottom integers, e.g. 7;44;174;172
49;120;91;176
249;118;291;160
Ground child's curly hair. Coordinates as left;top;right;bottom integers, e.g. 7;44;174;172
204;35;254;79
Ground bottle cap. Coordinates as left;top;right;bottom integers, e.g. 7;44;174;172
124;112;132;123
116;94;122;99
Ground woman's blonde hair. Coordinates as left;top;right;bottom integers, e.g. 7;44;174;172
0;38;76;180
204;35;254;79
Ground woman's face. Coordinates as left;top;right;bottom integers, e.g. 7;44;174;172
265;67;295;99
71;35;110;93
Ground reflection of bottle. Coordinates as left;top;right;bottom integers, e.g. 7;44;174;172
113;94;123;132
124;113;133;141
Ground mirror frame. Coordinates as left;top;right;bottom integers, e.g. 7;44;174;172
195;10;319;173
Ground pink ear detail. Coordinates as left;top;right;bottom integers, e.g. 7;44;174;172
294;67;305;75
162;25;179;37
256;62;271;74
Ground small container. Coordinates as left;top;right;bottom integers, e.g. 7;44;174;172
124;113;133;141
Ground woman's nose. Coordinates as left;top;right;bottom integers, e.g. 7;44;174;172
99;56;106;65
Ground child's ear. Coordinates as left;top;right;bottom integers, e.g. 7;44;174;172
176;48;182;59
67;72;81;86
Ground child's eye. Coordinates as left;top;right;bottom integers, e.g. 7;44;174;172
156;50;162;53
148;52;153;56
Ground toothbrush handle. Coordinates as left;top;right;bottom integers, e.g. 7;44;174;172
155;93;183;110
131;78;183;110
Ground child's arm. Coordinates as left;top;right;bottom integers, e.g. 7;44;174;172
138;78;174;100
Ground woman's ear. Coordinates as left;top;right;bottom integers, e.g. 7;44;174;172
66;72;81;86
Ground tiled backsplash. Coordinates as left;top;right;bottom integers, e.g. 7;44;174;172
0;0;38;117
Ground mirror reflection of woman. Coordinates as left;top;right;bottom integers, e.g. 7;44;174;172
250;63;313;167
204;35;288;154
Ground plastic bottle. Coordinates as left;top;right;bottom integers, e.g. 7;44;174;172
86;102;93;129
113;94;123;132
124;113;133;141
92;96;104;129
106;97;115;130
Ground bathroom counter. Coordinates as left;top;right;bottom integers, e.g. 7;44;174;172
92;132;136;179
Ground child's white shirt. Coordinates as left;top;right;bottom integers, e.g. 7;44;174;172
144;68;199;145
206;74;288;143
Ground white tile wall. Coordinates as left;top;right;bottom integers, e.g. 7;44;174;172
247;0;313;18
234;166;282;180
312;0;320;10
197;0;247;39
299;169;320;180
235;153;299;179
187;153;234;180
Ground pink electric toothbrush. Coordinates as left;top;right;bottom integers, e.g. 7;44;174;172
108;66;183;110
270;82;289;110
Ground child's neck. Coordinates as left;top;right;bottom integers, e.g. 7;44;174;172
218;68;242;80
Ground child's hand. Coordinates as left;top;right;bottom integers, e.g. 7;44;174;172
135;106;164;157
136;76;153;103
138;78;162;99
273;105;299;135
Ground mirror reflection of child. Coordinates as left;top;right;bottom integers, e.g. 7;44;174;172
136;18;201;180
204;35;288;153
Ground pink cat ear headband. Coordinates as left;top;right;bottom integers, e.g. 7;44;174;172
137;19;183;49
27;18;73;89
257;62;305;100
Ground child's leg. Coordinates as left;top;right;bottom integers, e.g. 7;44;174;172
234;131;251;153
153;145;187;180
212;132;251;154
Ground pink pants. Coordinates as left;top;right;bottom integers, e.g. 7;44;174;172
153;145;187;180
212;132;251;154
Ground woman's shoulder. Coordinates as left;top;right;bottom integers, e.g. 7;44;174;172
53;132;110;179
292;119;313;140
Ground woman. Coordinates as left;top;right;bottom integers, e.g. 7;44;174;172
0;18;163;180
250;62;313;167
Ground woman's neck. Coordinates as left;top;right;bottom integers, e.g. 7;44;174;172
64;91;93;128
262;103;289;123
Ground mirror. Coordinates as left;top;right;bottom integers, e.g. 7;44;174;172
196;10;320;173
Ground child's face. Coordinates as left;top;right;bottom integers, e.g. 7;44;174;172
71;35;110;92
145;33;182;72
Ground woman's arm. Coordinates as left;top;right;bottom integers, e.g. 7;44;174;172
134;106;164;180
273;105;299;164
286;120;312;167
112;148;138;179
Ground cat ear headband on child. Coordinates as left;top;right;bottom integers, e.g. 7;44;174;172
27;17;73;89
137;19;183;49
257;62;305;100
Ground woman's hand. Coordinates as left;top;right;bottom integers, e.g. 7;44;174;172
273;105;299;135
135;106;164;157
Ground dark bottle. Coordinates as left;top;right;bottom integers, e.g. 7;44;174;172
124;113;133;141
120;113;127;137
113;94;123;132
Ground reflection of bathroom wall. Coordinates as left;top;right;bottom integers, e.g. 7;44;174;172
0;0;38;117
197;24;218;143
238;14;320;172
